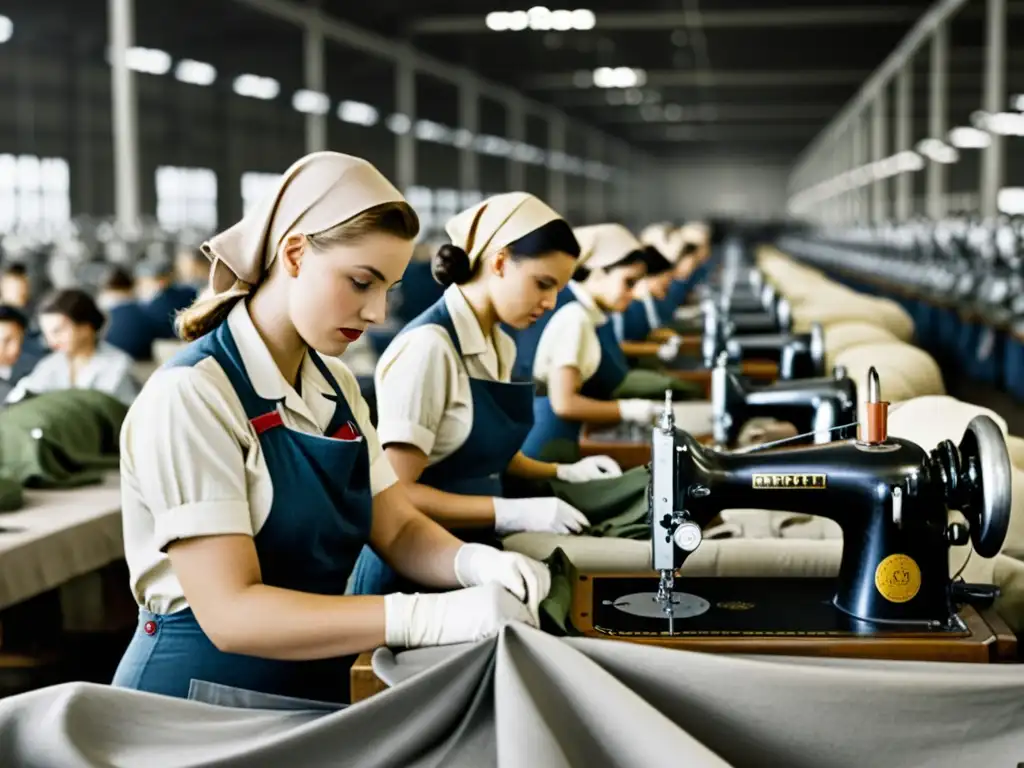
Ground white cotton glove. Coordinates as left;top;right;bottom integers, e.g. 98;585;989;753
493;496;590;535
618;398;660;425
555;455;623;483
657;335;682;362
454;543;552;624
384;583;535;648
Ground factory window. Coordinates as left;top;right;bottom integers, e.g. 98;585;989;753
0;154;71;237
241;171;281;215
156;166;218;234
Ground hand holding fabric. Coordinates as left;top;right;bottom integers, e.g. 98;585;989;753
383;583;535;648
555;455;623;483
618;398;660;425
454;543;551;624
493;497;590;535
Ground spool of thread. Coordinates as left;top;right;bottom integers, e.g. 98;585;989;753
864;401;890;444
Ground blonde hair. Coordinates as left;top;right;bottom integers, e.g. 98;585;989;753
175;201;419;341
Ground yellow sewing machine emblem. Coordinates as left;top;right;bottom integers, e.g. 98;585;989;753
874;554;922;603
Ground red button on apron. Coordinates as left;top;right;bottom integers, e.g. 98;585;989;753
144;620;157;636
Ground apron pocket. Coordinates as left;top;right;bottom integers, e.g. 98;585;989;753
186;679;346;713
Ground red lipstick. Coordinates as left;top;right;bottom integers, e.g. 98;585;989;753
340;328;363;341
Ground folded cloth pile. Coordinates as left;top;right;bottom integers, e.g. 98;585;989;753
0;390;128;491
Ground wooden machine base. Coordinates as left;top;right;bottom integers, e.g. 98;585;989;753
572;572;1016;664
349;576;1016;704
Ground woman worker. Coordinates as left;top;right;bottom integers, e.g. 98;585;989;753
519;223;667;459
112;152;550;706
6;288;140;406
613;228;680;350
350;193;621;595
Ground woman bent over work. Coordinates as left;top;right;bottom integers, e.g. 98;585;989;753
518;224;668;459
350;193;622;596
112;153;550;706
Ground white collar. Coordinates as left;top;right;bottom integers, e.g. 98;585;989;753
442;285;514;379
226;300;335;425
568;281;607;326
443;285;489;358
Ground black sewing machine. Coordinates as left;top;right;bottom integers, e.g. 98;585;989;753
710;354;855;447
701;319;824;380
642;372;1011;634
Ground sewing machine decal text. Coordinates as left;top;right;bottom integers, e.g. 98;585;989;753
751;473;827;489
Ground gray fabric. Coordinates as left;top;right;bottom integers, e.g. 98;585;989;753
186;680;345;713
2;624;1024;767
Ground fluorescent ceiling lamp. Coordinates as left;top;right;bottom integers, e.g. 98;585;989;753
0;15;12;44
982;111;1024;136
997;187;1024;215
487;8;595;31
528;6;553;30
175;59;216;86
474;135;513;157
233;74;280;100
948;126;991;149
338;100;379;126
1012;94;1024;112
506;11;529;30
571;9;596;29
415;119;454;143
915;138;959;164
124;46;172;75
386;113;412;135
592;66;646;88
293;89;330;115
453;128;475;148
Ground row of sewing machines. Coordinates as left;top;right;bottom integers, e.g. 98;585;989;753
777;218;1024;400
583;240;1016;662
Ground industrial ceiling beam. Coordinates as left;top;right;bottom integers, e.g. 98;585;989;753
632;125;822;141
410;6;925;35
598;105;840;122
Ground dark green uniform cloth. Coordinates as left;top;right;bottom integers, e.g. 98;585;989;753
539;548;580;636
505;442;652;540
0;477;23;512
613;369;703;400
0;390;128;488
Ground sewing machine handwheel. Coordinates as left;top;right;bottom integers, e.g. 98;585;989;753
958;415;1012;558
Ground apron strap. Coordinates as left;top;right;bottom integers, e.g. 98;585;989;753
251;410;284;434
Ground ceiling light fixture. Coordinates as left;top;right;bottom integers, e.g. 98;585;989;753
592;66;646;88
485;8;596;32
293;89;331;115
998;187;1024;214
123;47;173;76
1012;94;1024;112
233;74;280;100
338;100;379;126
0;15;13;44
948;126;992;149
174;59;216;86
916;138;959;164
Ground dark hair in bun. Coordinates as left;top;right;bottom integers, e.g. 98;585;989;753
431;244;473;286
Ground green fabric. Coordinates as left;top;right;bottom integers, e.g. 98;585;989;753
613;368;703;400
539;547;578;636
0;390;128;488
550;466;651;538
0;477;23;511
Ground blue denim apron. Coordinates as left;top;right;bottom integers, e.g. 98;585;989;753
349;295;534;595
615;293;662;342
111;320;373;704
520;291;630;459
